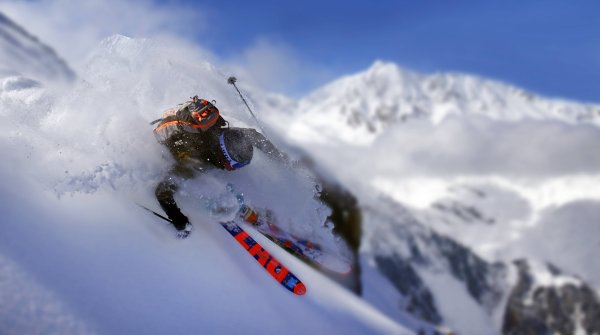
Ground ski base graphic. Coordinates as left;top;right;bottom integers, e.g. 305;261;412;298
220;220;307;296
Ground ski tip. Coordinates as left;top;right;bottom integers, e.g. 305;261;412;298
294;282;307;296
337;266;353;276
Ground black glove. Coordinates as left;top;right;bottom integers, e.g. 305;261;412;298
175;222;193;239
170;213;192;239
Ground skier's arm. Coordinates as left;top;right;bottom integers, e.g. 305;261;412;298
239;128;289;164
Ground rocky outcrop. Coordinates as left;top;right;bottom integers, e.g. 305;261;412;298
503;260;600;335
374;254;442;324
364;196;506;329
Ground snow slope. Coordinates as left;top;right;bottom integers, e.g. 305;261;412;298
0;171;409;335
0;34;436;334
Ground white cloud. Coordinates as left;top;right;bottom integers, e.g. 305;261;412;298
370;116;600;178
224;38;335;96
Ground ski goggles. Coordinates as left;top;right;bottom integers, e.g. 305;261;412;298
219;131;249;171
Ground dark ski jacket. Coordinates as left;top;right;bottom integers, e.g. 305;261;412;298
154;99;229;171
153;98;289;233
154;99;287;175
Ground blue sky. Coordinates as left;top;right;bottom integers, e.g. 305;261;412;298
2;0;599;102
172;0;600;102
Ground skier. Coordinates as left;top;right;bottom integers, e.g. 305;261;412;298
153;95;288;238
152;94;363;293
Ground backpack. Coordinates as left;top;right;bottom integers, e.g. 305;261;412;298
152;98;226;143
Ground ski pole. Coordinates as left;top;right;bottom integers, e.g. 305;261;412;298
227;76;266;134
137;204;173;223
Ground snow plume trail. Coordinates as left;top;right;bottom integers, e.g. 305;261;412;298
0;35;427;334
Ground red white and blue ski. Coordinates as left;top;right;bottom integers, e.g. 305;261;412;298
139;204;306;295
219;220;307;296
223;183;352;274
239;206;352;275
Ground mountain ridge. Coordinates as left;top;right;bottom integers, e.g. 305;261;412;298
0;11;75;84
287;60;600;145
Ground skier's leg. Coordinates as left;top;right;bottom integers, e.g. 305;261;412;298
319;181;363;294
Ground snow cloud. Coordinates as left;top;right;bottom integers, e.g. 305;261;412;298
371;116;600;178
0;0;208;68
0;0;327;96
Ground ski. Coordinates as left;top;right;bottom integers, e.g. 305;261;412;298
219;220;307;296
240;205;352;275
140;204;306;294
224;183;352;274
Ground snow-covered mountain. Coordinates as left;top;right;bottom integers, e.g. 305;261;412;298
0;11;75;84
279;61;600;334
288;61;600;145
